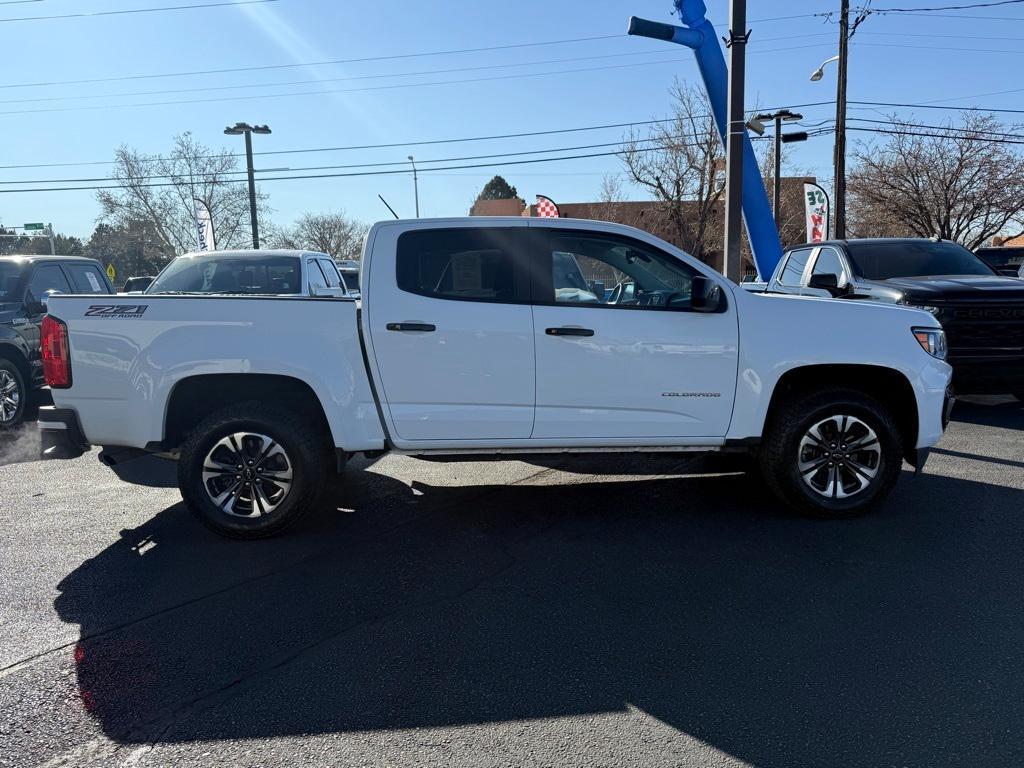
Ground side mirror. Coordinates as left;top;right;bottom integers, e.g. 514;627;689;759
807;273;850;297
690;275;724;313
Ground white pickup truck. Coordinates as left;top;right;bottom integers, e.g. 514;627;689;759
39;218;954;538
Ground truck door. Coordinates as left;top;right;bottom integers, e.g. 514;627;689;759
530;228;739;440
365;224;535;442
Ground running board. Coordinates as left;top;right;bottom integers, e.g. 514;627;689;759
391;445;724;457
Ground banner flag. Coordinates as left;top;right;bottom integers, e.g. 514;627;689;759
193;198;216;251
536;195;561;218
803;183;830;243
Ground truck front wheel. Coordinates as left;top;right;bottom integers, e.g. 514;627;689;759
178;402;330;538
760;389;903;518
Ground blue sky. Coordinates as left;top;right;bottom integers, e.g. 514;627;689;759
1;0;1022;239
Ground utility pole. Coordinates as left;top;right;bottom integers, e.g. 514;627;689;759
723;0;748;282
224;122;271;249
408;155;420;218
834;0;850;239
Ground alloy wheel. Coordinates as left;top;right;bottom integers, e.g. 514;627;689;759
0;370;21;425
201;432;293;517
797;414;882;500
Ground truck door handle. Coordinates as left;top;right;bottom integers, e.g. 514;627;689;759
386;322;436;332
546;327;594;337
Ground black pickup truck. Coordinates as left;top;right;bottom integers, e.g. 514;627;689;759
760;238;1024;399
0;255;114;428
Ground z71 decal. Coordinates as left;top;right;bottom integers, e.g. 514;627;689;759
85;305;149;318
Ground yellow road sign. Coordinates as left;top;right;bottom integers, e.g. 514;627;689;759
106;264;116;281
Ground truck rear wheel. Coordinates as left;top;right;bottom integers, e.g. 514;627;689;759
178;402;330;538
760;388;903;519
0;359;26;430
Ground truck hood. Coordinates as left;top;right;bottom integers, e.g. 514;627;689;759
870;275;1024;302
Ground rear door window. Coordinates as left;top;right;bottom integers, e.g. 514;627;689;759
317;259;343;289
28;264;72;299
396;228;531;303
307;260;329;294
777;248;814;286
64;263;110;294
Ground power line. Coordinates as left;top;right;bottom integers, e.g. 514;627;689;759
0;46;836;117
0;135;704;186
0;0;277;23
864;0;1024;11
851;99;1024;115
0;49;687;106
0;101;839;171
0;34;838;107
0;144;700;194
0;34;625;90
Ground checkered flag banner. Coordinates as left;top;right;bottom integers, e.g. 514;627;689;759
536;195;560;218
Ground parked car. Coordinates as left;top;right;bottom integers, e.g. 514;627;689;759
760;238;1024;399
121;276;155;293
974;246;1024;278
335;259;361;298
146;249;347;297
0;255;114;428
40;218;951;537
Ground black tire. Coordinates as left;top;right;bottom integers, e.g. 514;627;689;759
759;388;903;519
0;358;27;430
177;402;331;539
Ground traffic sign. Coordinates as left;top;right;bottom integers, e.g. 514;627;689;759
106;264;116;281
24;223;45;231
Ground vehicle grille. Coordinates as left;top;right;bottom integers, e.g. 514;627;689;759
932;302;1024;352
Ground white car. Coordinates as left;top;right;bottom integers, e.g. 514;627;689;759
146;249;349;298
40;217;952;537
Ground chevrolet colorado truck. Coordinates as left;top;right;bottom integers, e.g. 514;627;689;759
38;218;953;538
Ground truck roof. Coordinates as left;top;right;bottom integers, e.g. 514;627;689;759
177;249;330;259
0;254;102;264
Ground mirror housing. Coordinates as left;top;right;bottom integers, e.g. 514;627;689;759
690;275;724;313
807;272;850;297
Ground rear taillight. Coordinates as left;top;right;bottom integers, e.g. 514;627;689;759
41;315;71;388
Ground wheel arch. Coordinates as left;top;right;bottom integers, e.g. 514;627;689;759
162;373;336;454
0;340;32;383
765;364;920;465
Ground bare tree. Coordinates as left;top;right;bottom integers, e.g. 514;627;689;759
97;132;270;257
848;114;1024;249
269;211;369;261
620;81;725;267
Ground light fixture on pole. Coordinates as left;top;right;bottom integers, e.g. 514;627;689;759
407;155;420;218
224;122;271;249
753;109;803;230
810;55;839;82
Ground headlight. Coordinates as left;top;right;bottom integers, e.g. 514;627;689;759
912;327;948;360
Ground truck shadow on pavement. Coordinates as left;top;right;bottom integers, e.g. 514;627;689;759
52;406;1024;767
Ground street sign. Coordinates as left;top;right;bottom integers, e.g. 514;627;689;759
24;223;45;231
106;264;116;281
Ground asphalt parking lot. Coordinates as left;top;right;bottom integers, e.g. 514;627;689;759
1;398;1022;768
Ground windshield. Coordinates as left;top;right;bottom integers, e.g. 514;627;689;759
0;262;24;301
846;240;995;280
147;254;302;295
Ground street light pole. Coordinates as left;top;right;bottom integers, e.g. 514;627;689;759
224;122;271;249
834;0;850;239
722;0;748;283
408;155;420;218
